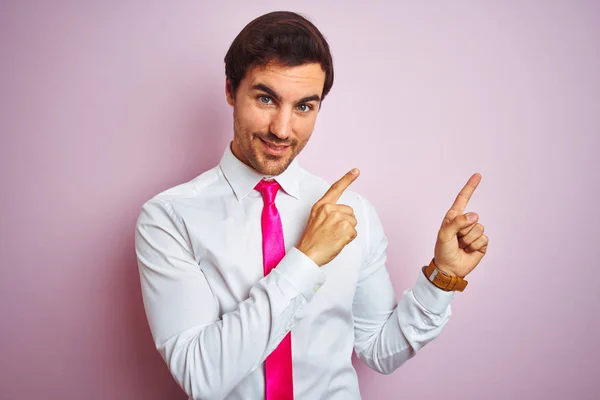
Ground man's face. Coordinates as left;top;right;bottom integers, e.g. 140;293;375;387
226;62;325;176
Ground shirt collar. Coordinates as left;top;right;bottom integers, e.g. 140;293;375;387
219;143;301;201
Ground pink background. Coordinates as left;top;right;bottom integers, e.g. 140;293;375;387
1;1;599;399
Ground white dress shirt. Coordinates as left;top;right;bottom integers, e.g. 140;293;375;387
135;144;454;400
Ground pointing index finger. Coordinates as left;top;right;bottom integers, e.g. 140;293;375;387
449;173;482;212
319;168;360;204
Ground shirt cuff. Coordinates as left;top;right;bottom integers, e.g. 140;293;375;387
412;269;455;314
273;247;326;302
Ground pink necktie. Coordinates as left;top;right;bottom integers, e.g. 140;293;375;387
255;179;294;400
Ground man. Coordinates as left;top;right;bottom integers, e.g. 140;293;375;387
135;10;488;400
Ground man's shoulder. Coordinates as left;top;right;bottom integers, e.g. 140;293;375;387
142;165;222;209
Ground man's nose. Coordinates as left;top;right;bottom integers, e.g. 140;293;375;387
269;108;293;140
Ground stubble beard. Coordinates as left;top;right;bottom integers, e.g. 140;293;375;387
232;112;308;176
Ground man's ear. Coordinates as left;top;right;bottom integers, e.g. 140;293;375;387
225;79;235;106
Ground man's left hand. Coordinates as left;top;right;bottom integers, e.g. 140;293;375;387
433;173;488;278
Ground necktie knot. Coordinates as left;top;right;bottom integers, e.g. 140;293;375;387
255;180;281;205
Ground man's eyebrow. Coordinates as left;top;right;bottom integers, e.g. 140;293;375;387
252;84;282;102
297;94;321;104
252;83;321;104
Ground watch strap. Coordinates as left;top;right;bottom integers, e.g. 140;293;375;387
423;259;468;292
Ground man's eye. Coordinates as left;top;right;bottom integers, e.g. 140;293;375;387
258;96;273;105
297;104;312;113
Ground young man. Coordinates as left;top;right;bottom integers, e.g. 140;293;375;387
135;11;488;400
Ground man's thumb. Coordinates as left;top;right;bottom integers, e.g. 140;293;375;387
439;212;478;241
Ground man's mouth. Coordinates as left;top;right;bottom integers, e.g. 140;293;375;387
260;138;290;155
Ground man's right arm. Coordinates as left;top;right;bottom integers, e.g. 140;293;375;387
135;199;325;400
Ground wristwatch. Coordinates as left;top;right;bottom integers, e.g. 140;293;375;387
423;259;468;292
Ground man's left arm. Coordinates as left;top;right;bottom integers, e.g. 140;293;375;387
352;174;488;374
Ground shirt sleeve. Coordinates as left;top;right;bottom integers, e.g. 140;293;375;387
352;197;454;374
135;198;325;400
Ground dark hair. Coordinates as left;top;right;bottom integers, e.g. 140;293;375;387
224;11;334;100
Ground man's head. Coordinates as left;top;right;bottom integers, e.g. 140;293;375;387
224;11;334;176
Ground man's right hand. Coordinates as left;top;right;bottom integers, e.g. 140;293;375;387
296;169;360;267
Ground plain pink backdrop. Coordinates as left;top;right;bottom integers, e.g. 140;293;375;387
1;1;599;399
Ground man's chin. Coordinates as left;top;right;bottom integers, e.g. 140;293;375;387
257;164;287;176
254;157;290;176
